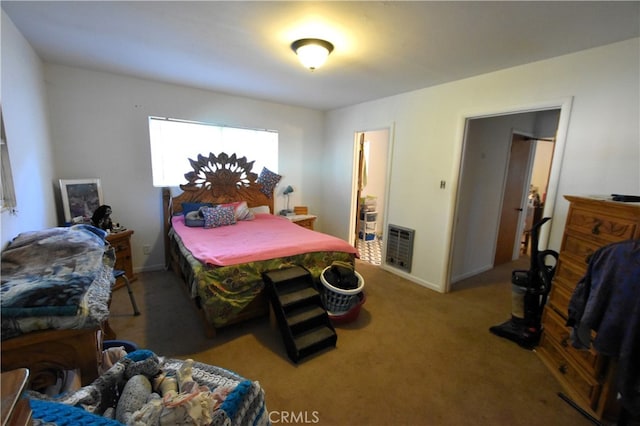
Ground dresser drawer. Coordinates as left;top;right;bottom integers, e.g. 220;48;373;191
554;255;587;291
111;240;131;254
561;233;603;265
542;307;603;377
113;255;130;271
566;206;638;244
106;230;135;280
537;332;602;411
294;218;315;230
547;283;573;319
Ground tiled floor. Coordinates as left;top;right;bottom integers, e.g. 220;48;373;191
357;238;382;265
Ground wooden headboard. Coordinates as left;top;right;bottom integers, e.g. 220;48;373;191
162;152;276;265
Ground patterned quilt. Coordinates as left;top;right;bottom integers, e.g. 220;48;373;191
1;225;114;340
170;228;355;328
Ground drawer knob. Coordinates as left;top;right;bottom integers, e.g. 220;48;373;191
558;364;568;374
591;220;601;235
561;337;569;347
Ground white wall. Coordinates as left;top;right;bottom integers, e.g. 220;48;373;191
324;38;639;292
44;65;325;272
3;13;638;292
0;11;57;248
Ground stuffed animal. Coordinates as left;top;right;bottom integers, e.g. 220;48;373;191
91;205;113;231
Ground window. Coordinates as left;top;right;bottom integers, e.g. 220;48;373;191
149;117;278;187
1;108;17;211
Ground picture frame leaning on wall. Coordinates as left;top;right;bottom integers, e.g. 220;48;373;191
59;178;103;224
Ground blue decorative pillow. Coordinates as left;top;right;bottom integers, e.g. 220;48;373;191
184;210;205;227
202;206;236;229
182;202;214;216
256;167;281;197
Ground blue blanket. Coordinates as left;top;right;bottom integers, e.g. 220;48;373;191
1;225;114;339
567;239;640;416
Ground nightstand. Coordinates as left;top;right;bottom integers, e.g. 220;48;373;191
106;229;136;285
286;214;317;230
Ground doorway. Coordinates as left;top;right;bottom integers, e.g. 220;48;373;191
494;132;535;265
353;128;390;266
494;132;556;264
449;108;562;286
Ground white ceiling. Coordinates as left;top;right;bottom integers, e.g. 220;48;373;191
3;1;639;111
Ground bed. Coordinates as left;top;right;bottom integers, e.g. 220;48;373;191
1;224;115;390
163;152;358;337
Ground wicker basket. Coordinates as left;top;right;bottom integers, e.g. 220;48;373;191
320;266;365;314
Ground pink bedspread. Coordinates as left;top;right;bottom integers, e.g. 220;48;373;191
172;213;358;266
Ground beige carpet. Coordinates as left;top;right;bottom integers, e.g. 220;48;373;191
108;258;592;426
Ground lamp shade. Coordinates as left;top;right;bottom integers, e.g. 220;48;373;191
283;185;294;195
291;38;334;70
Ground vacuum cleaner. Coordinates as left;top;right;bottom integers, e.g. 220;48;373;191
490;217;558;349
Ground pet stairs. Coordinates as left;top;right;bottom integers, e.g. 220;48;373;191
263;266;337;363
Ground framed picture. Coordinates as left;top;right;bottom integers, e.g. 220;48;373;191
59;178;103;223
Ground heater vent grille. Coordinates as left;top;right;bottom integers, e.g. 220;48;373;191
386;225;415;273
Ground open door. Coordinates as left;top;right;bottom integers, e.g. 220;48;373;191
354;133;365;247
494;133;534;266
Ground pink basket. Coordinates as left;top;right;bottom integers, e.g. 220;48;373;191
328;292;366;324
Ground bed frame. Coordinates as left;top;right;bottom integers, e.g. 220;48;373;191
162;152;276;337
1;328;106;392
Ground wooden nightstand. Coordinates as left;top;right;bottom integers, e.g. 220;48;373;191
106;229;136;284
286;214;317;230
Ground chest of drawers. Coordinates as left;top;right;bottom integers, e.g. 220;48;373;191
536;195;640;421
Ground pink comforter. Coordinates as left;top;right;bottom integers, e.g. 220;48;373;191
172;213;358;266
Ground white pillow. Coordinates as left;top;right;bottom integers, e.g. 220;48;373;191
249;205;270;214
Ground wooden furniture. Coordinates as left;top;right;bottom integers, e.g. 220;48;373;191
1;328;103;392
106;229;135;285
162;153;276;337
286;214;317;230
293;206;308;215
162;152;356;338
1;368;32;426
536;195;640;421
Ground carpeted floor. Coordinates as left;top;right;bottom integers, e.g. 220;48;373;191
108;258;593;426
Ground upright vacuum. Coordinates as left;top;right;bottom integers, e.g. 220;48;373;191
490;217;558;349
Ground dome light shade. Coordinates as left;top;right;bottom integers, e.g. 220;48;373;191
291;38;334;70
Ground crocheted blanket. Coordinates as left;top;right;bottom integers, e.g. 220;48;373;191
1;225;114;340
28;351;269;426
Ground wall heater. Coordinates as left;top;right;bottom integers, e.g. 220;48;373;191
386;224;415;273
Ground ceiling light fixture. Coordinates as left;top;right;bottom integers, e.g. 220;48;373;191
291;38;334;71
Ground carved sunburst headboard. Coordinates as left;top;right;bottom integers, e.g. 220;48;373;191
167;152;274;214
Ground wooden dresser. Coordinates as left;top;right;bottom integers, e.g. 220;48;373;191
536;195;640;421
106;229;135;283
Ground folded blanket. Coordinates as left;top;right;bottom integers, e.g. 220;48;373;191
1;225;114;339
